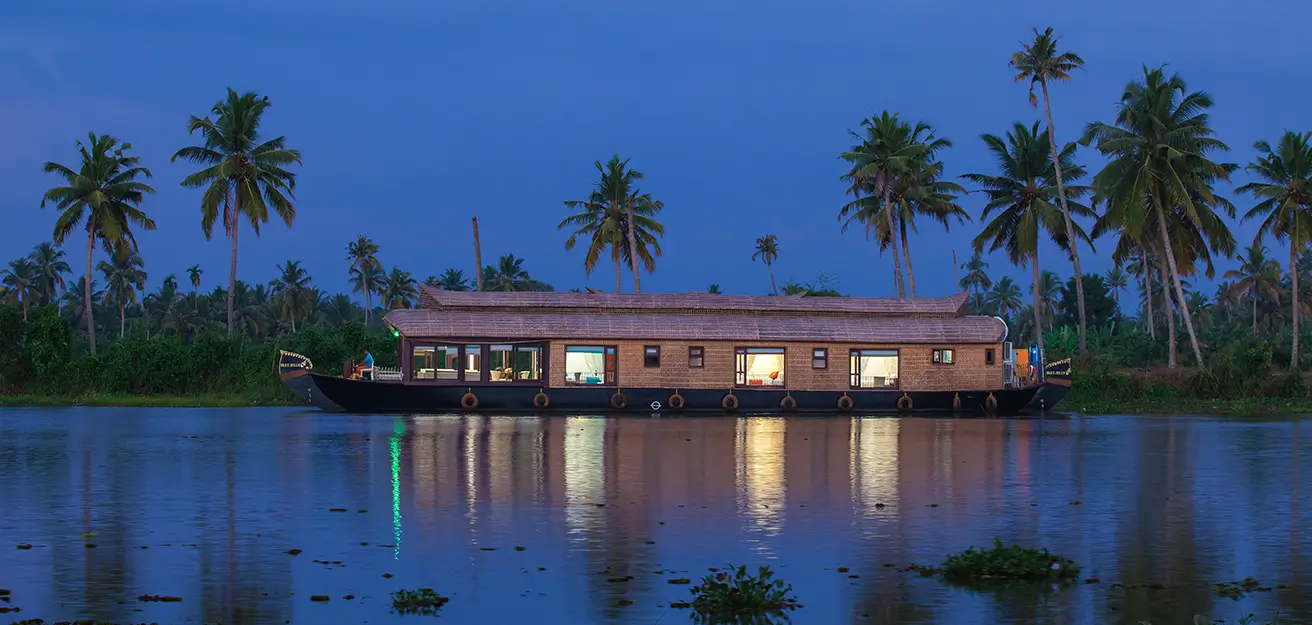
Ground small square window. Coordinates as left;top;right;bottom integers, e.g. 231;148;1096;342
644;345;661;367
812;348;828;369
932;349;955;365
985;349;996;365
689;346;704;368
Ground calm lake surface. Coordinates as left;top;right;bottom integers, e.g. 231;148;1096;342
0;409;1307;625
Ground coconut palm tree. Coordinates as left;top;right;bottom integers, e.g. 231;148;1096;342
2;258;40;321
97;252;147;338
481;254;532;292
173;89;301;337
41;132;156;354
186;265;203;312
752;235;780;295
893;159;970;298
269;260;314;333
379;268;417;310
1224;245;1283;338
1083;66;1236;368
986;276;1024;319
967;291;988;315
28;242;71;307
1105;267;1129;306
839;111;938;297
707;284;723;294
1236;130;1312;368
1035;270;1062;330
963;121;1095;352
62;275;103;332
433;268;470;291
1011;26;1090;353
345;235;382;322
560;155;665;293
959;252;992;295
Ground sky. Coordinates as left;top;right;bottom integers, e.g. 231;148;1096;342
3;0;1310;304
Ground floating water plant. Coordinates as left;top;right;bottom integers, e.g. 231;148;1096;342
688;565;801;621
927;538;1080;584
137;594;182;602
391;588;450;615
1216;577;1272;600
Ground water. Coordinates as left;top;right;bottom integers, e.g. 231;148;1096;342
0;409;1307;625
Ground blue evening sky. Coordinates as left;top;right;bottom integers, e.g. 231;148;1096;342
2;0;1307;301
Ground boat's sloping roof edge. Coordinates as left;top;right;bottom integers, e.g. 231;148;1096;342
416;286;968;316
385;309;1005;344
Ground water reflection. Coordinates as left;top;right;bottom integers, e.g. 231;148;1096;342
0;410;1308;625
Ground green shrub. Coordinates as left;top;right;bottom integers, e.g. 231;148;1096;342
391;588;449;615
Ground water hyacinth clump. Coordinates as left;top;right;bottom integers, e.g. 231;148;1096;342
938;538;1080;584
390;588;450;615
689;565;801;622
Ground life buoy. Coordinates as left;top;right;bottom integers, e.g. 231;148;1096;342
668;393;685;410
721;393;739;411
460;392;478;410
533;392;550;409
779;395;797;411
837;394;854;412
897;393;913;412
985;392;998;414
610;392;628;410
952;392;962;412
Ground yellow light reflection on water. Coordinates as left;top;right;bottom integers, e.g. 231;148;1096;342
736;417;786;545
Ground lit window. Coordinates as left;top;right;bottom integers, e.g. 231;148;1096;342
812;348;828;369
932;349;955;365
850;349;899;389
566;345;617;385
644;345;661;368
735;347;785;387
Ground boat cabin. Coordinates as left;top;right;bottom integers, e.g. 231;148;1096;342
383;288;1008;393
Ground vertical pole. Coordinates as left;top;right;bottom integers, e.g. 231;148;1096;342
472;217;483;292
952;249;960;291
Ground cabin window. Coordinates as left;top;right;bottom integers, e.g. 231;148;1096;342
850;349;899;389
566;345;617;385
985;349;996;365
735;347;785;387
812;348;828;369
411;345;436;380
932;349;955;365
465;344;483;380
489;343;544;382
644;346;661;367
688;346;704;368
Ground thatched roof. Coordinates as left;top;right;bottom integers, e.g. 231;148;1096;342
416;286;969;318
387;288;1003;344
386;309;1006;344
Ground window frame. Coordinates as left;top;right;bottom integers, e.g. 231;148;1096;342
985;348;996;365
812;347;828;370
849;348;901;390
932;348;955;365
688;346;705;368
644;345;661;368
564;344;620;386
734;346;787;389
403;341;545;384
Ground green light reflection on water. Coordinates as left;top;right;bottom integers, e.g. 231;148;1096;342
390;417;405;560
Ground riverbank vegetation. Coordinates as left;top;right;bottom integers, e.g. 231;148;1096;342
5;29;1312;410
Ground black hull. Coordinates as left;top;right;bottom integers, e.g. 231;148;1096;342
282;372;1062;416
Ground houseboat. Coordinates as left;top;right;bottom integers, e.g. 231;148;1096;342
278;287;1071;415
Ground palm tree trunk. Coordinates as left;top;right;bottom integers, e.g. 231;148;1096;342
472;217;483;292
1153;195;1204;368
767;262;777;296
1252;293;1259;338
120;304;125;338
1032;254;1044;352
882;184;904;298
1293;237;1301;370
614;248;622;294
227;190;238;337
1143;254;1155;340
1157;248;1177;367
22;297;28;322
1040;81;1087;354
85;217;97;355
900;218;916;298
626;199;641;294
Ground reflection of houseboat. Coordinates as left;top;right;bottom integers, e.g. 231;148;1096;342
278;288;1071;414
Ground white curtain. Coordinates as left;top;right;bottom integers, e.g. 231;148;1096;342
565;351;605;380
